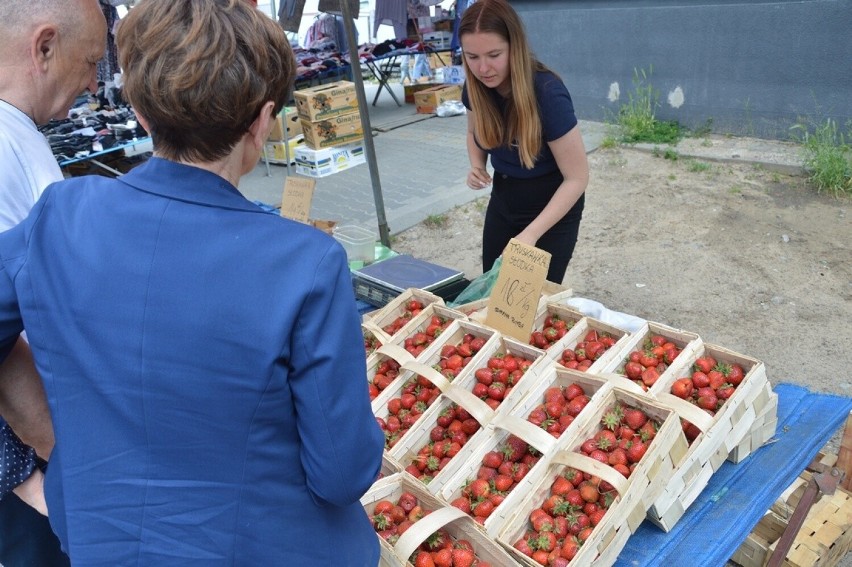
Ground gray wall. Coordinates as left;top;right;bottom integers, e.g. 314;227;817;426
512;0;852;140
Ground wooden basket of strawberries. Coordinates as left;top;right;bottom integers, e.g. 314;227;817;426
528;303;587;356
368;344;416;407
364;289;446;345
381;303;469;360
437;367;614;539
594;321;703;393
645;342;776;531
497;386;689;567
541;314;634;375
364;473;519;567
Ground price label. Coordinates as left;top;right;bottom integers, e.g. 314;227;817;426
280;176;316;223
485;238;551;342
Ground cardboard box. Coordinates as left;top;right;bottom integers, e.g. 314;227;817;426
263;135;306;165
433;18;453;33
414;84;462;114
299;111;364;150
267;107;299;141
404;82;438;104
294;140;365;178
293;81;358;122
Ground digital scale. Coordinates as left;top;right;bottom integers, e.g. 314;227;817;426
352;254;469;307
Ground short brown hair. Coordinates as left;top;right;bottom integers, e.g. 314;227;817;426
117;0;295;163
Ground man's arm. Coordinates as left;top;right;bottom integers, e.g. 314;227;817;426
0;336;54;459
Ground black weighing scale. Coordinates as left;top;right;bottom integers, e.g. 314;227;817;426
352;254;470;307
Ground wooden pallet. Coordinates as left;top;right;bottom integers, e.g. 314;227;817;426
732;424;852;567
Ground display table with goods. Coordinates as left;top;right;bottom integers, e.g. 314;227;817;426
356;44;455;107
42;104;151;177
356;283;852;567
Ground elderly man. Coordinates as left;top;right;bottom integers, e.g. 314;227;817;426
0;0;106;564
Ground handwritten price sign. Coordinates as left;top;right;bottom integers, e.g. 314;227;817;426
280;176;316;223
485;238;551;342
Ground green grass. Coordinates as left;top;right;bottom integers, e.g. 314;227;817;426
423;213;449;229
792;118;852;197
688;160;711;173
615;67;683;145
600;136;619;149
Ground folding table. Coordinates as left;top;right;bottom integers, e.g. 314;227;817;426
58;137;152;177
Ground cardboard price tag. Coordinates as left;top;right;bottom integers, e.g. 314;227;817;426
280;177;316;223
485;239;551;342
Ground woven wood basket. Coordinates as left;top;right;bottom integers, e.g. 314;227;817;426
538;311;635;373
646;342;775;531
363;473;519;566
497;386;689;566
362;288;446;344
595;320;703;393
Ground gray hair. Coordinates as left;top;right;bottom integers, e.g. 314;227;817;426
0;0;94;38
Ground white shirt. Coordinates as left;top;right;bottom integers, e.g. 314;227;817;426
0;99;63;232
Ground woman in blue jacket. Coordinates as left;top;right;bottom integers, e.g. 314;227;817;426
0;0;384;564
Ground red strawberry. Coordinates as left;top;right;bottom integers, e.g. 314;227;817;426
452;548;475;567
622;408;649;430
503;435;528;462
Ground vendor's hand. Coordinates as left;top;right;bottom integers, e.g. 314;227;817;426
467;167;492;190
513;230;539;248
12;468;47;516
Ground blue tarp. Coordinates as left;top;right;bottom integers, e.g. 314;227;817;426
616;383;852;567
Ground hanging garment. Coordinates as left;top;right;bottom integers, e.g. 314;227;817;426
373;0;408;38
96;0;120;83
279;0;307;33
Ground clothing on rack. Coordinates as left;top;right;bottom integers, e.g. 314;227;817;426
96;0;121;83
305;13;355;53
373;0;408;38
278;0;307;33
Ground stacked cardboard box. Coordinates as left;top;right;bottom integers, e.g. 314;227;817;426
267;107;300;141
414;84;462;114
294;141;366;178
293;81;364;150
403;83;438;104
263;107;304;165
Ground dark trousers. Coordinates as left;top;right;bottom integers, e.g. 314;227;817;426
0;493;69;567
482;168;585;283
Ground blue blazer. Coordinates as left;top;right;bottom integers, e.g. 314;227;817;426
0;158;383;565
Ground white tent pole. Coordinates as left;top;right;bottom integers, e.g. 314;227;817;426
338;0;391;248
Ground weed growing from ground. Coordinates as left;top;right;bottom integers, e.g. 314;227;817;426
616;67;682;145
791;118;851;197
423;213;449;228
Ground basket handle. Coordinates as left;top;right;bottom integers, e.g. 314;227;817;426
491;413;556;455
402;360;451;392
655;392;715;433
549;450;629;496
376;343;415;366
393;506;468;563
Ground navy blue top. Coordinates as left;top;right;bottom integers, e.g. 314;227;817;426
0;158;383;565
0;422;36;499
462;70;578;178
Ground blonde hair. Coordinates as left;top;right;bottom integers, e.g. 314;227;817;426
459;0;549;169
